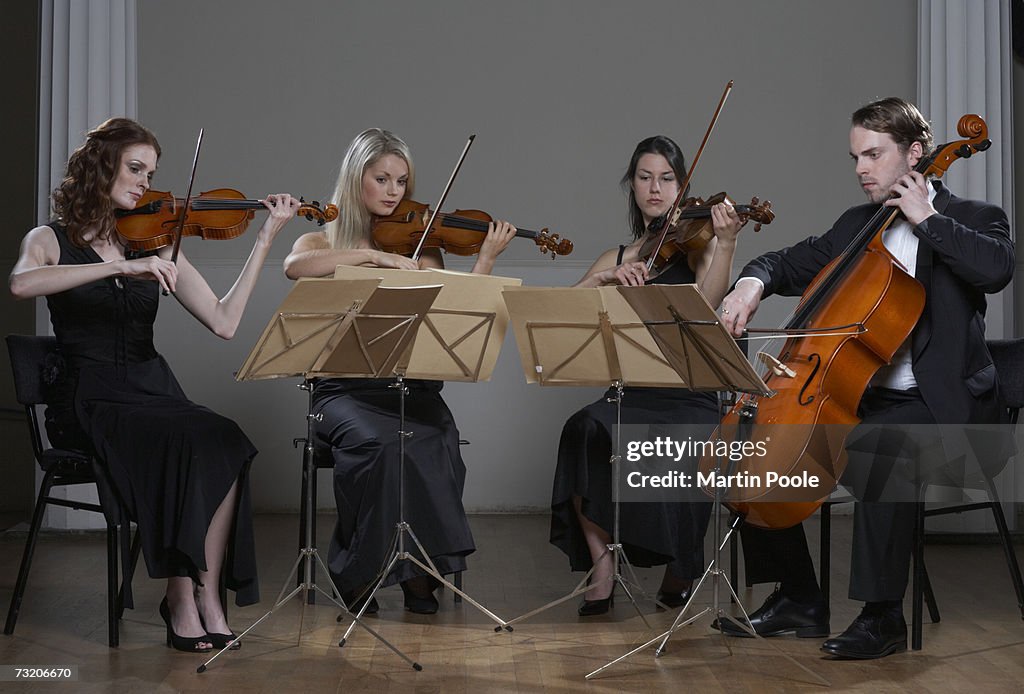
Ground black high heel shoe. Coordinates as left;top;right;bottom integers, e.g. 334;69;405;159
400;579;439;614
578;582;615;616
159;598;213;653
197;611;241;651
578;594;614;616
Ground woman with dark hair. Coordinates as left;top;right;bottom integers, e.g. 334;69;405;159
549;135;745;615
10;117;299;652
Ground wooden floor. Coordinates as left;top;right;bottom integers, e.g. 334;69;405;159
2;512;1024;693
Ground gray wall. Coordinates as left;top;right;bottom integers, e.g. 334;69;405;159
132;0;921;512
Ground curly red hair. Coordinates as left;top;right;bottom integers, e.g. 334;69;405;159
52;118;161;247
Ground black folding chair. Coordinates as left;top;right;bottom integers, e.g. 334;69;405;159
3;334;140;647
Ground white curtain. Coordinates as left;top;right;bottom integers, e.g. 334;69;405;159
918;0;1017;529
918;0;1015;335
37;0;137;530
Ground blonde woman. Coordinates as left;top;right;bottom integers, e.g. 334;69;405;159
284;128;514;614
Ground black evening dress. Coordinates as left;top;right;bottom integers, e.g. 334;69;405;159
549;253;717;581
312;377;474;596
43;224;259;606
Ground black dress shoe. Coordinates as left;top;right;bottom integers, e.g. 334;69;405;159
578;594;614;616
821;609;907;659
400;580;439;614
714;589;829;638
656;587;692;609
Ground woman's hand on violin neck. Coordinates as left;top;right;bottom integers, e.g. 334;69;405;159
372;250;420;271
481;220;517;258
255;194;301;245
719;278;762;337
612;261;649;287
119;255;178;294
472;220;517;275
710;201;743;245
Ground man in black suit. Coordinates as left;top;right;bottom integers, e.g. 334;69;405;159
715;97;1014;659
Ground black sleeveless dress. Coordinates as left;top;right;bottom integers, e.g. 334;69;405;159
43;224;259;606
549;251;717;580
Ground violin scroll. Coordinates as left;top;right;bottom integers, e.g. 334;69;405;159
535;228;574;258
297;198;339;226
742;197;774;232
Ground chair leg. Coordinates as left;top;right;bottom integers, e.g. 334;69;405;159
106;523;119;647
921;556;940;623
4;471;55;636
986;496;1024;620
912;501;926;651
820;502;831;608
115;525;142;619
453;570;462;604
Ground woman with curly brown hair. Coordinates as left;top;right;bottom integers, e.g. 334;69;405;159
10;117;299;652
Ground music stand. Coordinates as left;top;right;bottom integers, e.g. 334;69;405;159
198;276;441;673
501;283;752;629
581;284;827;685
331;266;521;647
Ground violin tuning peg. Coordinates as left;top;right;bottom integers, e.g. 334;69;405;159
299;196;306;204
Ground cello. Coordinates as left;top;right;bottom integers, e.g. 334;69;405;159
700;114;993;529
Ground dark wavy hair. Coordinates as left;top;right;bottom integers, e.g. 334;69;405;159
620;135;689;240
851;97;933;156
52;118;161;247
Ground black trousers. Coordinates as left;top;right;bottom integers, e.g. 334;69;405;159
739;387;937;603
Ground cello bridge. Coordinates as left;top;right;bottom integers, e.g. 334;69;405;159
757;352;796;378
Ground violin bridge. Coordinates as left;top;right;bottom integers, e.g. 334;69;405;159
757;352;796;378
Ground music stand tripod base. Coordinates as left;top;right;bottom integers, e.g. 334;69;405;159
199;381;420;674
502;382;659;630
338;375;511;649
586;391;828;687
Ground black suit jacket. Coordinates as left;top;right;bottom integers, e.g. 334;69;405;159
740;182;1013;424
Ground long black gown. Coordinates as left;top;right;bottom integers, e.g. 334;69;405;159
312;378;473;596
43;224;259;606
549;254;717;581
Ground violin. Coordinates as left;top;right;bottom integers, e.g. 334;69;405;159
115;188;338;252
638;192;774;273
372;198;572;259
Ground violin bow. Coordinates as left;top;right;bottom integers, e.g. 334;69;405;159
644;80;734;274
162;128;204;294
410;134;476;263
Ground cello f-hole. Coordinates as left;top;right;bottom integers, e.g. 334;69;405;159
797;354;821;406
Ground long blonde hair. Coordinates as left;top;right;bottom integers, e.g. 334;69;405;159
324;128;415;249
